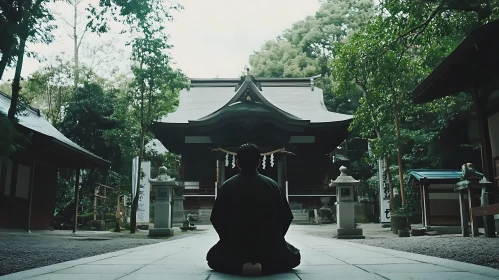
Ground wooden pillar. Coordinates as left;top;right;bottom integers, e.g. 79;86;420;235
216;154;225;189
180;156;185;182
115;188;121;232
277;156;284;188
73;169;80;233
458;189;470;237
419;185;425;227
8;163;18;227
220;158;226;186
472;88;497;237
468;187;479;237
27;156;36;232
278;153;288;200
422;183;431;228
93;187;97;221
0;159;8;201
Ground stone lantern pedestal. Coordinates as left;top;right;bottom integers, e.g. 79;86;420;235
172;186;186;224
331;166;365;239
149;166;182;237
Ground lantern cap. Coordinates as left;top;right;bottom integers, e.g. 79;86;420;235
331;166;359;186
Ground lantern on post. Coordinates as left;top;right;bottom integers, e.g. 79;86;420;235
330;166;365;239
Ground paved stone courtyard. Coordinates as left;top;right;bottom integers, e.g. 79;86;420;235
2;226;499;280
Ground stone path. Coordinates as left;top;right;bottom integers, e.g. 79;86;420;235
2;226;499;280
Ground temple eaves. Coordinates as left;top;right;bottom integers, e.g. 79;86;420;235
187;75;322;91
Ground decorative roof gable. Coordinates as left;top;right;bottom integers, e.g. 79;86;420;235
196;75;303;123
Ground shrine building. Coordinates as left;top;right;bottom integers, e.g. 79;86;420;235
151;74;353;213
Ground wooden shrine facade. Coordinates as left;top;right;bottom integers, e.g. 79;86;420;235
151;74;353;211
412;19;499;236
0;92;109;230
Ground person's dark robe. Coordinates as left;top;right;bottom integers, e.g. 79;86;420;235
206;169;300;275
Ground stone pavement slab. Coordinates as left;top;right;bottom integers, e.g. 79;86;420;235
1;226;499;280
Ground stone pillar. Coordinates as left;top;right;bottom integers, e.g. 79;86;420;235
331;166;364;239
149;166;182;237
172;185;185;223
150;185;173;236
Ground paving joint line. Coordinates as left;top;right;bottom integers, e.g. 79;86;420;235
115;264;148;279
352;264;390;279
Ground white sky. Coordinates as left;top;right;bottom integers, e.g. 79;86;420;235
2;0;321;81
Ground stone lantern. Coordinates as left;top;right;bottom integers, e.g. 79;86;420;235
330;166;365;239
148;166;184;237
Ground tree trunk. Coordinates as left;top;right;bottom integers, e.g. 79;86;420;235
8;35;27;121
73;0;79;89
129;125;146;234
391;93;405;207
7;0;36;120
359;81;397;227
0;50;12;81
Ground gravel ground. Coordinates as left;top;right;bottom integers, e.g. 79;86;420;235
348;235;499;270
0;228;207;276
295;223;499;270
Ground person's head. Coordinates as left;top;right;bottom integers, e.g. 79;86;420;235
236;143;261;171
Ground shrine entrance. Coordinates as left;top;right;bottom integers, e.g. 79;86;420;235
223;154;279;182
151;74;353;213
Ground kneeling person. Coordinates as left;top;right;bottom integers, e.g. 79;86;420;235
206;143;301;276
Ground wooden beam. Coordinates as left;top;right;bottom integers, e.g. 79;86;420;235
73;169;80;233
471;203;499;217
96;183;116;190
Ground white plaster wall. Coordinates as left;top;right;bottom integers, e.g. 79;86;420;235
489;112;499;158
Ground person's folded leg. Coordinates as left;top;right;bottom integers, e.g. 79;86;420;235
261;250;301;275
207;242;245;275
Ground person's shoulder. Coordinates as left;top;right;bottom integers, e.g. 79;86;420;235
256;173;279;187
220;174;240;189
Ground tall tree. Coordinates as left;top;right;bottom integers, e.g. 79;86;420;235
113;0;184;233
6;0;56;121
330;0;487;212
0;0;22;81
127;34;185;233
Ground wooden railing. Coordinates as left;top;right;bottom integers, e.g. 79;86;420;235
288;185;336;196
184;185;215;196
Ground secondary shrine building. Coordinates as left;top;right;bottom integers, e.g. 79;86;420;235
151;74;352;213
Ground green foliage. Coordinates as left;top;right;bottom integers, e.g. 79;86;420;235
54;176;73;215
249;0;374;113
87;0;183;35
0;112;27;159
59;82;117;155
328;0;497;203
